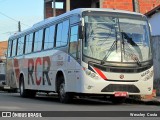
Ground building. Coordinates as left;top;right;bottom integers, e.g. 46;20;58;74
44;0;160;18
0;41;8;62
145;5;160;36
145;5;160;95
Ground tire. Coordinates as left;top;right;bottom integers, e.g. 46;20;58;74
19;76;36;98
58;77;73;103
111;97;126;104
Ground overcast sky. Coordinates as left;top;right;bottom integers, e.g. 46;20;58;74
0;0;44;41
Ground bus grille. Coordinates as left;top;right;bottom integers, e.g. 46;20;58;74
89;62;152;73
101;84;140;93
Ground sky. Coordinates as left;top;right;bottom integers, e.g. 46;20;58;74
0;0;44;41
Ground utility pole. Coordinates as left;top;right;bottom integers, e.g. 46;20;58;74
133;0;140;12
100;0;104;8
18;21;21;32
66;0;70;12
53;0;56;17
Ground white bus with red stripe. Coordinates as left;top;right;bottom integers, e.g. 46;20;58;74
6;8;153;103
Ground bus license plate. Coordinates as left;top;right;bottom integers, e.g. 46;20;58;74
114;92;128;97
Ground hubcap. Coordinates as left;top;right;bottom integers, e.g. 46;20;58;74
20;81;24;95
60;83;65;99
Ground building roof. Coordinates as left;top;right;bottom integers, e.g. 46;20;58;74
145;5;160;17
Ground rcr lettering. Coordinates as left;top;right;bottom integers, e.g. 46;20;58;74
28;56;51;86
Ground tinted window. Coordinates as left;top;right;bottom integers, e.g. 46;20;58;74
62;20;69;46
34;29;43;52
17;37;24;55
70;15;80;24
69;25;79;58
56;20;69;47
56;23;62;47
44;25;55;50
25;33;33;54
12;39;17;56
7;40;12;57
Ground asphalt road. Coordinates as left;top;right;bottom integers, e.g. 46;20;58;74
0;91;159;120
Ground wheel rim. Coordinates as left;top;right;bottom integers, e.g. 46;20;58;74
20;81;24;95
59;83;65;100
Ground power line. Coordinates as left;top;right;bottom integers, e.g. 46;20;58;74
0;11;18;22
1;31;17;35
0;11;31;27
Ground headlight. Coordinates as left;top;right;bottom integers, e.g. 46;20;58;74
91;73;96;78
84;67;99;80
85;69;91;75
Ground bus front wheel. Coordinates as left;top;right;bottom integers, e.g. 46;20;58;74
58;79;73;103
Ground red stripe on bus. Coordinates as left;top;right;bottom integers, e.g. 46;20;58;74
94;67;108;80
14;59;20;82
35;57;42;86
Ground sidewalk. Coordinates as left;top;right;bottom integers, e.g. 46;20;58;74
142;96;160;105
156;96;160;102
125;96;160;105
140;90;160;105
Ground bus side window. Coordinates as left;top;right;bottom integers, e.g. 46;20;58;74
25;33;33;54
44;25;55;50
56;20;69;47
69;25;79;59
11;39;18;57
56;23;63;47
70;15;80;24
7;40;12;57
17;37;25;55
34;29;43;52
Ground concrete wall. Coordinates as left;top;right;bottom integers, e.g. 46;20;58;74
44;0;160;18
152;36;160;95
148;12;160;36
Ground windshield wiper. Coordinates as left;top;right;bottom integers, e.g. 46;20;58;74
101;39;118;65
101;29;119;65
128;52;142;66
121;32;142;60
101;32;142;66
121;32;142;66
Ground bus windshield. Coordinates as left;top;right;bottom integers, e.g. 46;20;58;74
83;14;152;63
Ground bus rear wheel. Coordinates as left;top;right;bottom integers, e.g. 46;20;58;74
19;76;36;98
58;78;73;103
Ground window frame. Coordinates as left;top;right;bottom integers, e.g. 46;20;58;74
69;24;80;59
55;19;70;48
25;33;34;54
44;25;56;50
11;39;18;57
17;37;25;56
33;29;44;52
7;40;12;57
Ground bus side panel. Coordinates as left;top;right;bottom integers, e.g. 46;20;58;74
23;51;55;91
6;58;18;89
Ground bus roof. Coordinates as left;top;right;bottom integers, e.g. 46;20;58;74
8;8;144;40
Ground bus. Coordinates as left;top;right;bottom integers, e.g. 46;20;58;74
6;8;153;103
0;62;6;89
